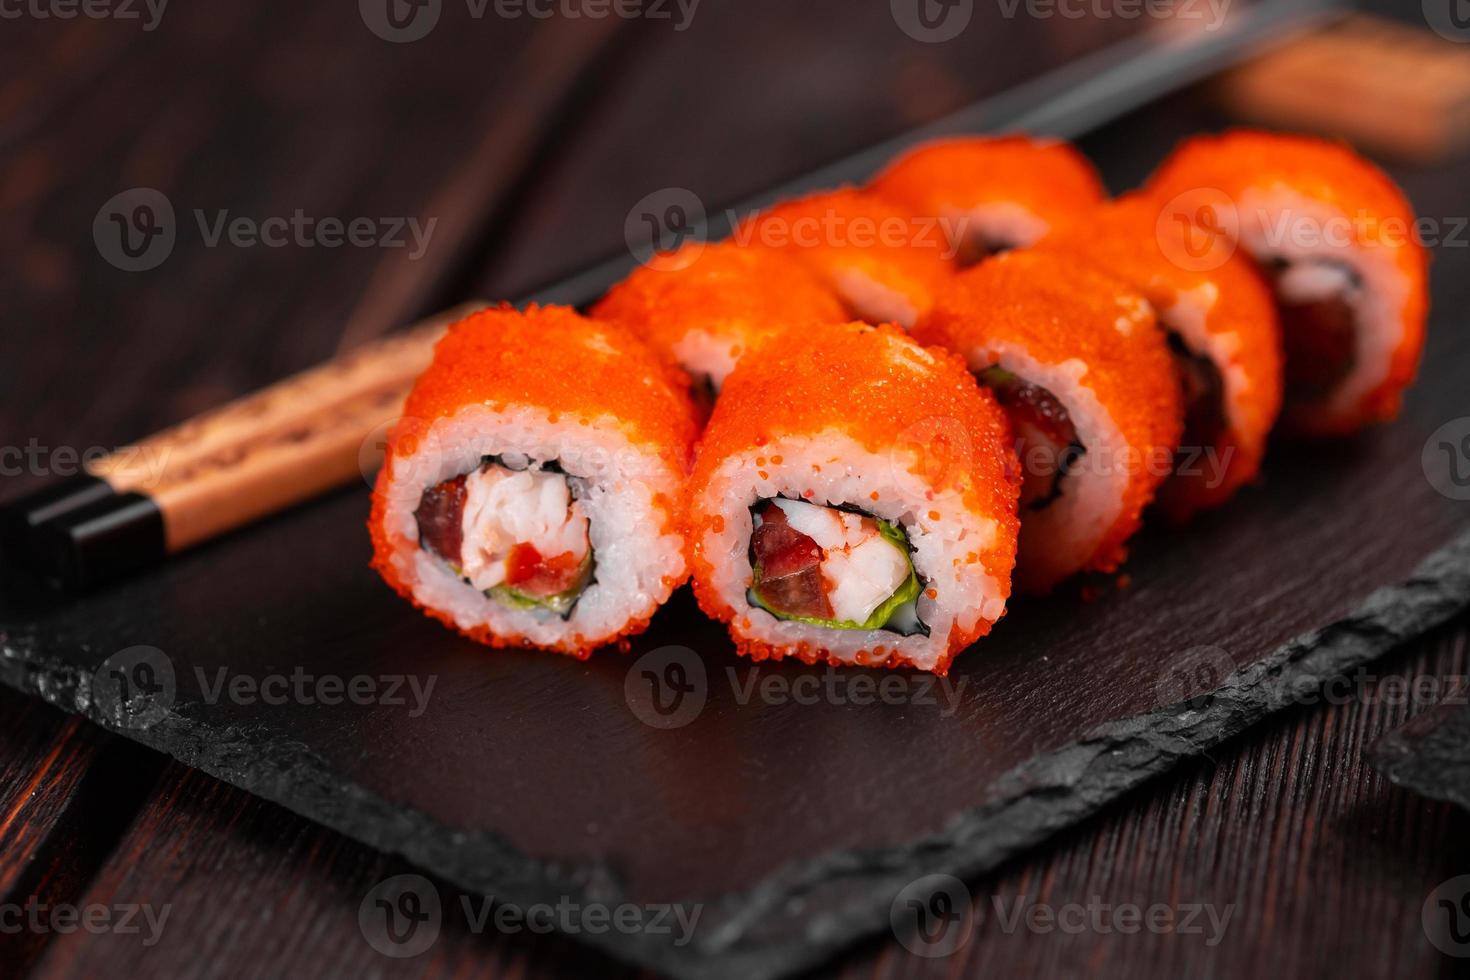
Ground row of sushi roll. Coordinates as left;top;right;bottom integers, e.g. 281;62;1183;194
370;130;1428;674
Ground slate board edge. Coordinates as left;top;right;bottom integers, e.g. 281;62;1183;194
1370;696;1470;813
2;526;1468;980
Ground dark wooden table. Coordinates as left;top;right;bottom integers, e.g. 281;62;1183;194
3;2;1470;977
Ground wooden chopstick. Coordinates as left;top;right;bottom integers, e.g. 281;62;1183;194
0;303;483;588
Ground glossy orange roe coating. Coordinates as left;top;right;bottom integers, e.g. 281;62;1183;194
914;251;1183;593
688;320;1021;674
589;241;847;383
1036;195;1284;521
1147;130;1428;435
732;188;955;326
870;135;1106;250
368;304;698;656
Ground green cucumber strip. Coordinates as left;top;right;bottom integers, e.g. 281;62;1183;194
977;365;1018;387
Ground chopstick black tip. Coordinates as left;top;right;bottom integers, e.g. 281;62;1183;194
0;479;166;591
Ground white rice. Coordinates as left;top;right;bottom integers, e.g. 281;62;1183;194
955;343;1133;591
671;329;741;389
944;201;1051;254
1160;280;1253;447
832;267;922;328
1230;186;1413;421
694;429;1008;672
379;404;686;649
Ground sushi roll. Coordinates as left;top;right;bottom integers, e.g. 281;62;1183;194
1148;130;1428;435
590;241;846;402
733;188;954;329
688;320;1020;674
369;305;698;656
870;135;1106;265
1036;196;1283;521
914;251;1184;593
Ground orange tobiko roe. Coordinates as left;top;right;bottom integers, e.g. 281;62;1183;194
1035;194;1284;521
368;304;698;656
590;241;847;385
913;250;1184;593
869;135;1106;250
688;320;1021;674
1147;129;1428;435
731;188;956;327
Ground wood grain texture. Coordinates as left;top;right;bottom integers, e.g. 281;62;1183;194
0;1;627;481
0;687;163;975
474;0;1149;298
0;691;98;899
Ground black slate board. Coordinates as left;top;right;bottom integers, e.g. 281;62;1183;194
1372;689;1470;812
4;294;1469;980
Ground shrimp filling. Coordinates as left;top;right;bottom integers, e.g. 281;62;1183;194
414;457;594;617
747;497;927;635
978;366;1086;511
1264;257;1360;401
